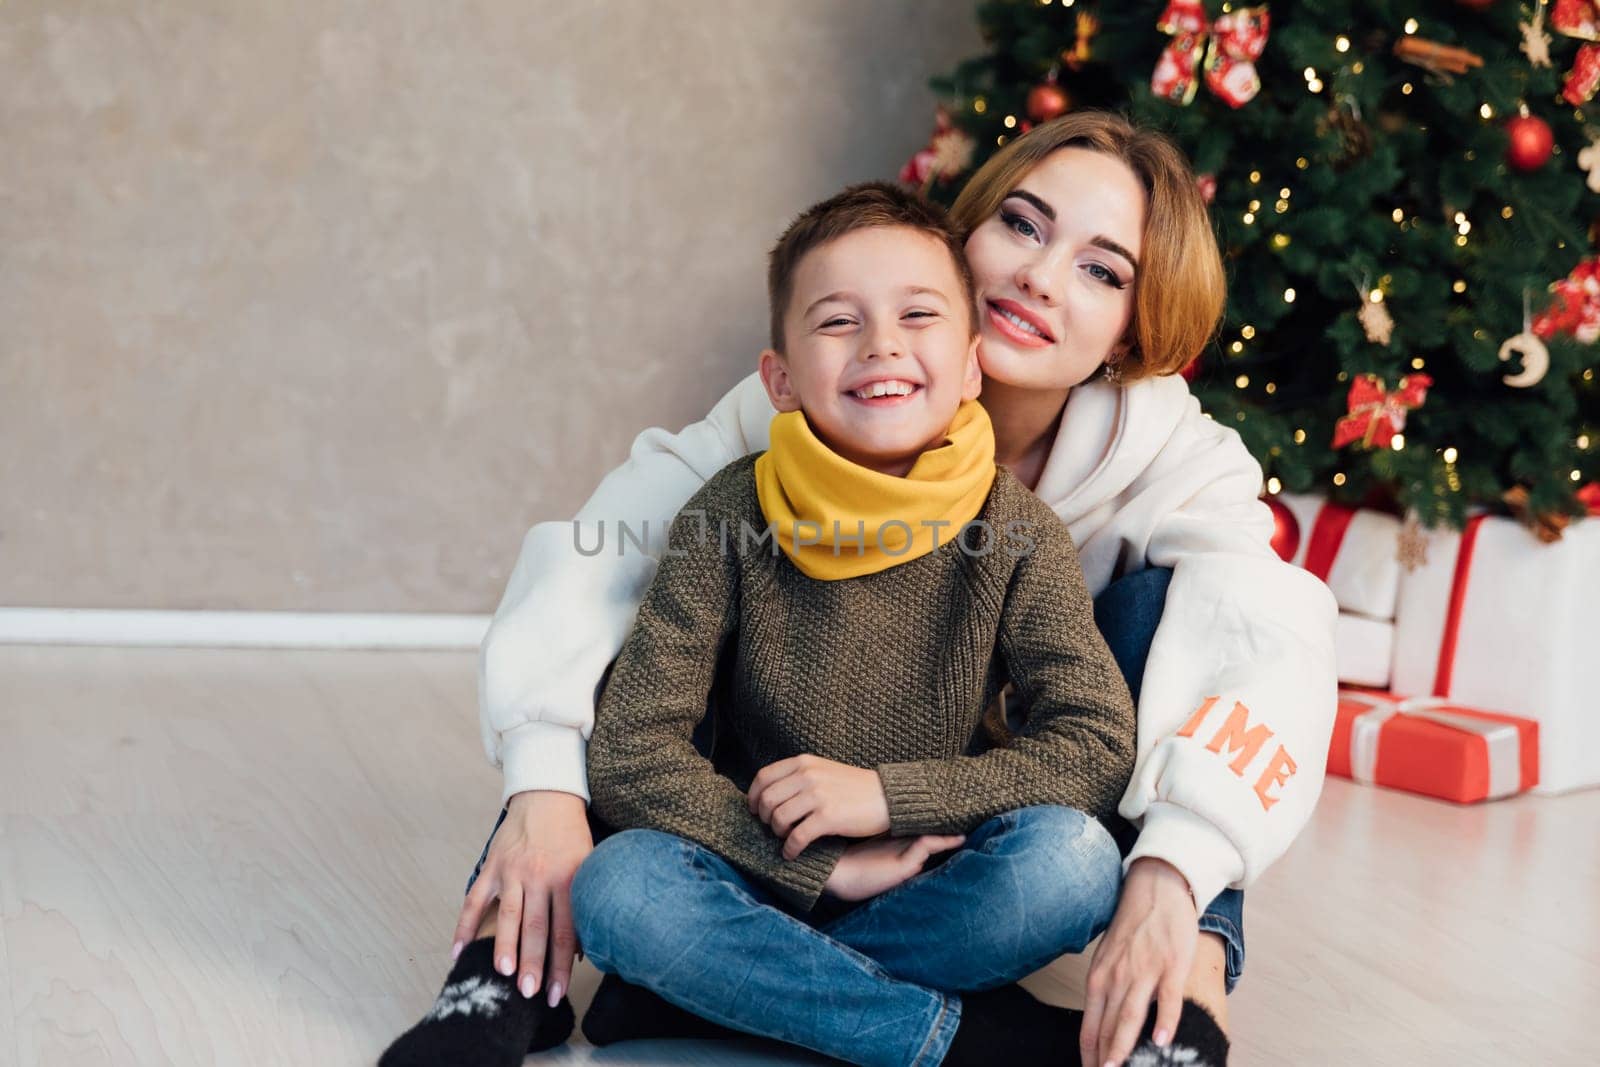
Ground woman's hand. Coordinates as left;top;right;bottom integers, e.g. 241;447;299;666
822;834;966;901
748;755;892;859
452;790;593;1006
1080;857;1198;1067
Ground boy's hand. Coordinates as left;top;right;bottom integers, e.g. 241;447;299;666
822;834;966;901
748;755;892;859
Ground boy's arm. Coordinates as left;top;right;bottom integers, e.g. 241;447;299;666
479;372;777;807
586;475;846;913
875;526;1137;834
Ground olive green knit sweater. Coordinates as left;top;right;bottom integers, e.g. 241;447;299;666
587;454;1136;912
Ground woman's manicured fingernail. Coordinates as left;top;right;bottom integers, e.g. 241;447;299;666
1154;1028;1171;1046
547;981;564;1007
520;974;535;998
499;955;514;976
451;941;463;961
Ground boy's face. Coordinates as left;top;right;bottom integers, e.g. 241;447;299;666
758;226;982;477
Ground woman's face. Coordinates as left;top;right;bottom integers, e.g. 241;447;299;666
963;146;1146;391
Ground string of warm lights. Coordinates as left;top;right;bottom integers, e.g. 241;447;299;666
946;13;1599;506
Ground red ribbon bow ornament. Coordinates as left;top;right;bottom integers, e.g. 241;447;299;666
1333;374;1433;450
1552;0;1600;103
1151;0;1271;109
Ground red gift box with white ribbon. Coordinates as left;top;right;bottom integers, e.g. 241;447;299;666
1391;514;1600;794
1328;689;1539;803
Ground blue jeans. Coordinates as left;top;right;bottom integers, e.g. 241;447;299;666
464;566;1246;992
571;805;1122;1067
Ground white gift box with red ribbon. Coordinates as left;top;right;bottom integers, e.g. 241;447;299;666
1335;612;1394;689
1279;493;1404;621
1390;514;1600;794
1278;493;1402;688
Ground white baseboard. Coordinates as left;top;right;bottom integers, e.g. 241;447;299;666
0;608;490;650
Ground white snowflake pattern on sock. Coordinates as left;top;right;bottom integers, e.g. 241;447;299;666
422;975;511;1022
1126;1042;1204;1067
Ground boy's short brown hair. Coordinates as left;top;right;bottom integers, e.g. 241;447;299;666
766;181;976;355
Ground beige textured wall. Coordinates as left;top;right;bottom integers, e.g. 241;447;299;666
1;1;982;612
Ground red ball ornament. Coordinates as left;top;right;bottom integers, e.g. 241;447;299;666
1506;113;1554;172
1578;481;1600;515
1265;495;1301;562
1027;82;1070;123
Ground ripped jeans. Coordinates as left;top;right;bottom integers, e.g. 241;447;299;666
569;804;1122;1067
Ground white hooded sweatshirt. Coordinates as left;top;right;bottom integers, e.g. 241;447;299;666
479;370;1338;912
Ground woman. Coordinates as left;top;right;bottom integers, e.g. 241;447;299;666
386;112;1337;1067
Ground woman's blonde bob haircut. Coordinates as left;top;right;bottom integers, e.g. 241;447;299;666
948;111;1225;381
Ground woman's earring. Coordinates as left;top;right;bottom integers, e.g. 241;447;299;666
1102;360;1124;385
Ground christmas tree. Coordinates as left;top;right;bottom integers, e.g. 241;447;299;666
920;0;1600;531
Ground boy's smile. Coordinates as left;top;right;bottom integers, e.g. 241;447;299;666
758;226;982;477
845;377;922;404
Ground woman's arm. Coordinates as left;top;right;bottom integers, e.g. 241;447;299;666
1112;388;1340;914
478;371;775;807
1080;382;1337;1066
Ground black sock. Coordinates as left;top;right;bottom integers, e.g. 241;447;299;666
378;937;574;1066
1124;998;1230;1066
943;987;1228;1067
580;971;739;1046
943;983;1085;1067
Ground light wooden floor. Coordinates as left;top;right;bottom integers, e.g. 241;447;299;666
1;645;1595;1066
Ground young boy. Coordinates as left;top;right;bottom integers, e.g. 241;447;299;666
569;182;1140;1067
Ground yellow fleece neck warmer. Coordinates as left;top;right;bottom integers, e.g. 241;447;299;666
753;399;997;580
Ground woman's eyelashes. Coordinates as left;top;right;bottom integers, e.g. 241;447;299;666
1001;210;1040;241
1084;262;1128;290
1002;210;1128;291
